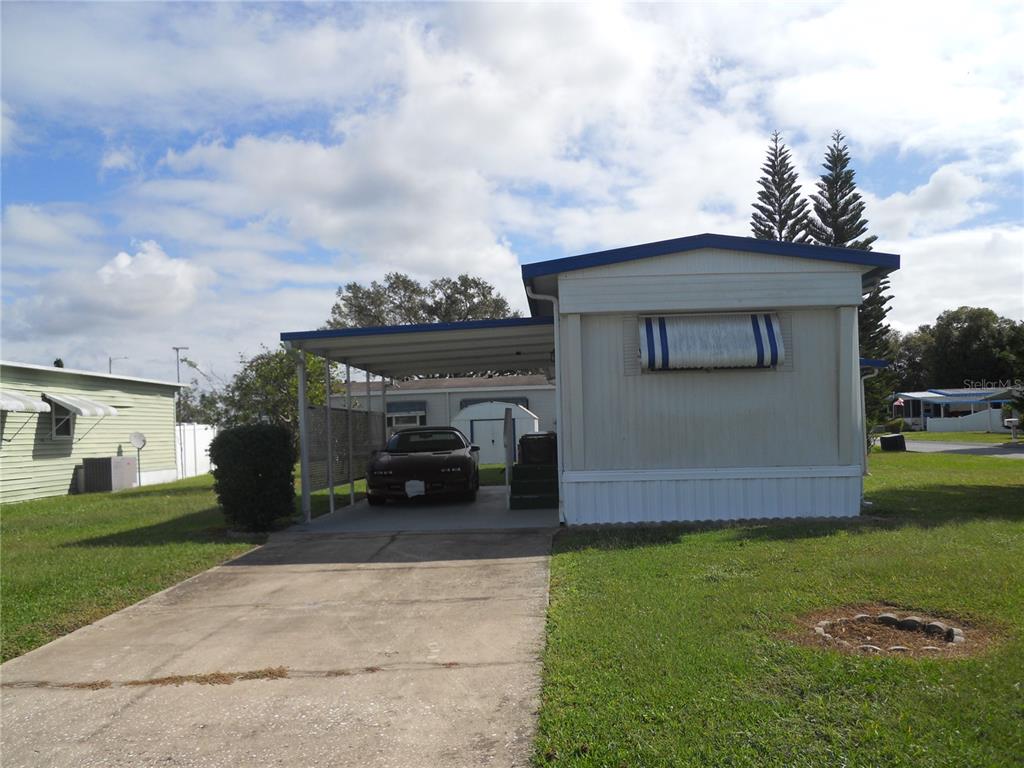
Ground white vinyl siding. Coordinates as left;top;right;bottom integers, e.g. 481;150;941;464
557;247;865;315
563;308;843;471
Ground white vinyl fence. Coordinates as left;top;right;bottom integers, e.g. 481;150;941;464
925;408;1009;433
175;423;217;479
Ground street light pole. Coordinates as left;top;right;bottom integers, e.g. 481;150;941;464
172;346;190;479
108;355;128;373
172;346;189;383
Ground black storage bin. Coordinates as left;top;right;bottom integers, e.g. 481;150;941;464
518;432;557;466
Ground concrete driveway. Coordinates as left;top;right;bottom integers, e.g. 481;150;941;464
296;486;560;533
905;440;1024;459
1;528;554;767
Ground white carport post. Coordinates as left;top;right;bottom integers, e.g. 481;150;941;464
381;374;388;444
296;351;312;523
325;355;335;516
346;362;354;506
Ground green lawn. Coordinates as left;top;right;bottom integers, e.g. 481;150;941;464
901;430;1017;444
535;452;1024;767
0;474;260;663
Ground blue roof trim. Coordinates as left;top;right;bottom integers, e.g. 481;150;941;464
521;233;900;280
281;316;553;343
859;358;889;368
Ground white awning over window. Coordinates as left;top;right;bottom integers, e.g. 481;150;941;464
639;313;785;370
0;390;52;413
44;393;118;417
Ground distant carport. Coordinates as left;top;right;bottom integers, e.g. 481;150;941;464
281;317;557;522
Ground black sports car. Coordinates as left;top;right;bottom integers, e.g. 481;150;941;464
366;427;481;505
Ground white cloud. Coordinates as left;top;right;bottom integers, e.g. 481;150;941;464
1;101;20;154
868;166;991;240
882;227;1024;332
1;205;107;271
1;2;1021;381
100;145;136;174
6;241;214;338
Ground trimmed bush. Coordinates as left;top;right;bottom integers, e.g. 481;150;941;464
209;424;296;531
883;418;904;433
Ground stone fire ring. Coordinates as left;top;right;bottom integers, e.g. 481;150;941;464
814;611;965;654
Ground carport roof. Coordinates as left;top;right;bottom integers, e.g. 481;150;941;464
281;317;555;378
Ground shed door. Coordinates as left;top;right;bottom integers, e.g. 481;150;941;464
471;419;507;464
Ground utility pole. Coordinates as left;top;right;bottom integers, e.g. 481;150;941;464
172;346;189;383
172;346;190;479
108;355;128;374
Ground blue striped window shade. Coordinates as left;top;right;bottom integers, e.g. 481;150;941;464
639;313;785;370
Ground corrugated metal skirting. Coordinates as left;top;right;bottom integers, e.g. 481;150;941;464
562;472;862;524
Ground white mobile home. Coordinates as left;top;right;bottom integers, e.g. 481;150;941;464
282;233;900;525
0;361;185;503
333;374;555;433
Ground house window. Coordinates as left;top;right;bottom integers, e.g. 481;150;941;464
638;312;786;371
387;413;427;428
51;404;74;439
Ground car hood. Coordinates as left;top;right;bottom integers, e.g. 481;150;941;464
370;449;472;470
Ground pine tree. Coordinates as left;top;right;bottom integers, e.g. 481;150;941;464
807;131;894;421
806;131;877;249
750;131;809;242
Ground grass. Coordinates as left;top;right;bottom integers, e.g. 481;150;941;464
901;430;1017;444
534;452;1024;767
0;474;259;663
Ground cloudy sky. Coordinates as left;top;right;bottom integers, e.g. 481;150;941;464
2;2;1022;383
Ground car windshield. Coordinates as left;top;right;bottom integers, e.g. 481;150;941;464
386;430;465;453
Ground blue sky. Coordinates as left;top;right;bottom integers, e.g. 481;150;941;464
2;1;1022;382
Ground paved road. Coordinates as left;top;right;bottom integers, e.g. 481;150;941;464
1;529;554;767
904;440;1024;460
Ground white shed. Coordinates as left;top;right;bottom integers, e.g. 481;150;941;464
452;401;539;464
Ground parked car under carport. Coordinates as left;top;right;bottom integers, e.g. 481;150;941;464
366;426;481;505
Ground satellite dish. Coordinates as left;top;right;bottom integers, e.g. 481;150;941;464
130;432;147;450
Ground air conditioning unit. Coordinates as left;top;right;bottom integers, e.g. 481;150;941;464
81;456;138;493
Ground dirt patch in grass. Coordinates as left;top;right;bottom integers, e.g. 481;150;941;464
790;603;1001;658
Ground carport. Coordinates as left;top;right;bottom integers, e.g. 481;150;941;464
281;317;558;524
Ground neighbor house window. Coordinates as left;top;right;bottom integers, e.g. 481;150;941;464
51;403;74;439
387;413;427;428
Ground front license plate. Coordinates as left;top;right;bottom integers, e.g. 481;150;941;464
405;480;426;498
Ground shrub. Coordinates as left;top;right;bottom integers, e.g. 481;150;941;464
882;418;904;433
208;424;296;531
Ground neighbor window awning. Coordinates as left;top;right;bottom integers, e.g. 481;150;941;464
0;389;52;413
44;392;118;417
386;400;427;415
639;313;785;370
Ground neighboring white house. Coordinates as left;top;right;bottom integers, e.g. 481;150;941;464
894;388;1012;432
0;361;186;502
333;374;555;434
451;401;540;463
283;232;900;525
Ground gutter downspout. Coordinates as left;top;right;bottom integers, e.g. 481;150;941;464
525;284;565;525
860;365;881;474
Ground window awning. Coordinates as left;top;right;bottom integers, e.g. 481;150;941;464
44;393;118;417
640;313;785;370
0;389;52;413
386;400;427;415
